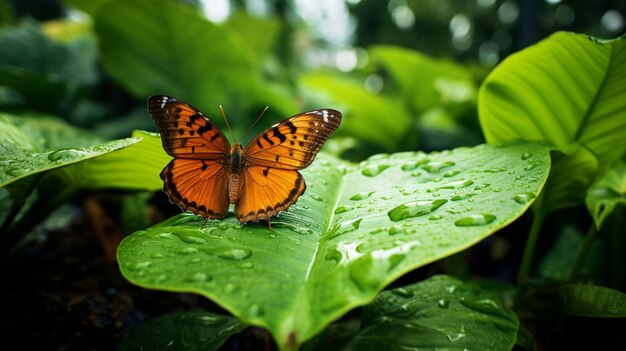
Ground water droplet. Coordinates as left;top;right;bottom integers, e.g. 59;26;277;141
370;228;385;235
410;171;422;177
334;205;353;214
400;158;429;171
361;164;390;177
239;262;254;268
212;248;252;260
310;194;324;201
151;253;165;259
216;222;230;231
429;214;443;220
224;283;237;293
524;163;539;171
327;217;363;239
437;180;474;190
47;148;89;162
454;214;496;226
179;235;207;244
438;298;450;309
388;199;448;222
423;161;455;173
481;167;506;173
392;288;414;298
521;152;532;160
191;272;211;283
513;192;536;204
443;170;461;177
388;225;403;235
180;247;199;254
350;191;374;201
247;304;264;318
451;194;474;201
133;261;151;270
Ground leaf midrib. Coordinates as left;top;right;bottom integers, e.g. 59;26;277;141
287;163;349;342
572;37;617;145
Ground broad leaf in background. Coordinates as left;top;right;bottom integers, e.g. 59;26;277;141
0;19;97;111
369;45;476;112
300;73;412;152
93;0;296;121
556;285;626;318
117;310;244;351
479;32;626;213
0;114;147;249
118;142;550;350
586;159;626;229
338;275;518;351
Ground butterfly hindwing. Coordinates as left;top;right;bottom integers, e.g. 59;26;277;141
148;95;230;159
243;109;342;170
235;166;306;222
161;158;230;219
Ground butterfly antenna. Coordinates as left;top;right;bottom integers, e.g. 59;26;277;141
239;106;269;143
219;105;236;143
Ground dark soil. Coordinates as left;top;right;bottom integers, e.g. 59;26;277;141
0;199;273;351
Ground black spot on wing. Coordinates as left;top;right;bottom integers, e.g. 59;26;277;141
285;121;297;134
263;133;274;146
272;127;286;143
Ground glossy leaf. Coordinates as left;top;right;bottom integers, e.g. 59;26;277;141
586;159;626;229
300;73;412;151
117;310;244;351
118;142;550;350
369;45;477;112
556;284;626;318
479;32;626;212
93;0;295;118
340;275;519;351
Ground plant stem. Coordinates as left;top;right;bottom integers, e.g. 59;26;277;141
517;211;545;283
568;224;598;282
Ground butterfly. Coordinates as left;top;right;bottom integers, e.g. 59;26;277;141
148;95;342;224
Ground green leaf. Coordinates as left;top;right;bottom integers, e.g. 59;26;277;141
93;0;294;117
339;275;518;351
479;32;626;212
556;284;626;317
300;73;412;151
370;45;477;112
0;114;136;188
117;310;244;351
586;159;626;229
118;142;550;350
0;19;97;110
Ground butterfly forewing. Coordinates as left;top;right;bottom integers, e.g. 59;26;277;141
243;109;342;170
148;95;230;159
161;158;230;219
235;166;306;222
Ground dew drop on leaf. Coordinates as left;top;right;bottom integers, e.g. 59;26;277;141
423;161;455;173
350;191;374;201
334;205;353;214
310;194;324;201
213;248;252;260
454;214;496;226
451;194;474;201
513;192;536;204
361;164;390;177
443;170;461;177
438;298;450;309
387;199;448;221
521;152;532;160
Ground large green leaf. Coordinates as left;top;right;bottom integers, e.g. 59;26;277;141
339;275;518;351
369;45;477;112
556;284;626;318
586;159;626;229
300;73;412;152
0;19;97;111
118;142;550;350
117;310;244;351
93;0;295;118
479;32;626;212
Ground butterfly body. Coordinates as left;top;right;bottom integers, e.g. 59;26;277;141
148;95;341;223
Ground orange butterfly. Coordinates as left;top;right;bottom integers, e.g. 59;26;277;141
148;95;342;224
